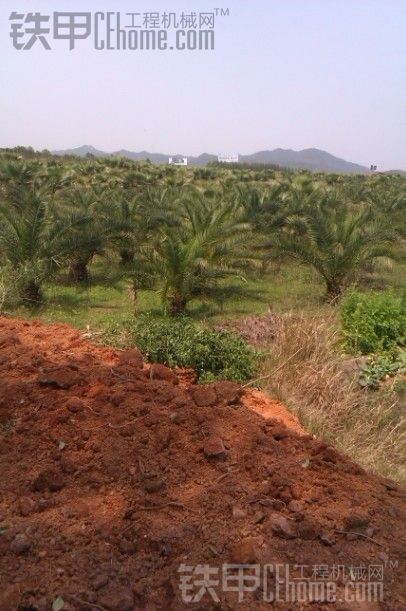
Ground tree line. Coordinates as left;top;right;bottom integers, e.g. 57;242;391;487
0;155;404;313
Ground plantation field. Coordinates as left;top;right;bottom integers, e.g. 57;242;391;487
0;148;405;483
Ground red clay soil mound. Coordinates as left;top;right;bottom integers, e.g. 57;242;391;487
0;317;405;611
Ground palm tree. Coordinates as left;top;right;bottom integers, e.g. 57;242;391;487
234;184;290;275
0;186;91;303
112;186;178;266
37;163;74;196
153;192;255;315
112;187;179;311
236;183;286;228
367;178;406;240
0;160;40;199
268;193;395;300
62;186;130;282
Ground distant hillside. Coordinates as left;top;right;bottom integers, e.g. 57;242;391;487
52;145;109;158
239;148;368;173
52;145;369;173
383;169;406;176
114;150;169;164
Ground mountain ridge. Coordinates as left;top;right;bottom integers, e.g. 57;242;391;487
51;145;369;173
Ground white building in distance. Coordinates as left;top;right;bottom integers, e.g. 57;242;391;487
218;154;239;163
169;156;188;166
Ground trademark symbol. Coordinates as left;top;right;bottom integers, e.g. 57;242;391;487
214;8;230;17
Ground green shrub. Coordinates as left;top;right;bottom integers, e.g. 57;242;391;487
108;314;257;383
341;291;406;354
358;350;406;389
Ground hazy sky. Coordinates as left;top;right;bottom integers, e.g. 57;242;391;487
1;0;405;169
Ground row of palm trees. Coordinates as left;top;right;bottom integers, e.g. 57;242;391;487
0;157;404;313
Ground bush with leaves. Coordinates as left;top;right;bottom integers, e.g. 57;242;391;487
358;351;406;390
106;314;258;382
341;290;406;354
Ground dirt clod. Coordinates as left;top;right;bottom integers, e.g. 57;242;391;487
230;538;258;563
192;385;217;407
213;381;242;405
10;533;31;554
118;348;144;369
150;363;178;384
93;574;109;590
287;500;303;513
203;436;227;459
18;496;37;516
232;506;247;520
269;513;297;539
143;478;166;493
66;397;84;413
33;469;65;492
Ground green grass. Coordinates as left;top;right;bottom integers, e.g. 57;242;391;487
6;263;328;329
210;264;326;318
7;260;405;331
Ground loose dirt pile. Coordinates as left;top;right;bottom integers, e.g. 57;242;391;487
0;317;404;610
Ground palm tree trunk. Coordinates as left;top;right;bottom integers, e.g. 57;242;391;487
169;294;187;316
120;249;134;266
22;281;42;304
325;277;344;302
68;257;90;283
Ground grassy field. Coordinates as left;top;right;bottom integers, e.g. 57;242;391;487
11;259;405;329
6;266;329;334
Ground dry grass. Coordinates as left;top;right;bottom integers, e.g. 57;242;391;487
0;272;8;313
260;312;406;485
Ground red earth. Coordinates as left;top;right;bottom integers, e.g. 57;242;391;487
0;317;405;610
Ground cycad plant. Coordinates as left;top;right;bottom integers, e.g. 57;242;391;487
0;160;40;199
62;186;130;282
108;187;178;311
154;192;255;315
0;186;91;303
114;186;179;266
268;193;395;300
